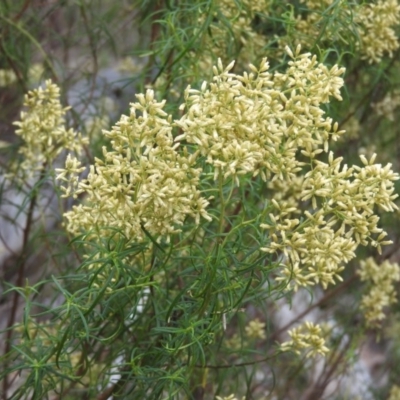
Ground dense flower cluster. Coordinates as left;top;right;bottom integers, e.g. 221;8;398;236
13;80;86;176
177;46;345;184
267;176;304;212
358;257;400;327
280;321;329;358
59;90;211;242
355;0;400;63
245;48;398;289
262;153;399;290
58;48;399;288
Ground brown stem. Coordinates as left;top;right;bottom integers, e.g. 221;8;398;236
2;167;47;395
96;366;131;400
3;250;33;392
193;273;358;370
12;0;31;22
268;273;358;344
300;334;353;400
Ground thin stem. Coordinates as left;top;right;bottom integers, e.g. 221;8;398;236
12;0;31;22
268;273;358;344
3;166;47;395
218;173;226;236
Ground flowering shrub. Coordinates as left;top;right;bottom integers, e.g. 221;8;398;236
12;81;87;177
1;1;400;399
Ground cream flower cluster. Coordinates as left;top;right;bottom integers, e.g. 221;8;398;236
372;89;400;121
245;318;266;340
262;153;399;290
267;176;305;217
0;64;44;87
13;80;86;176
0;68;17;86
280;321;329;358
176;45;345;184
177;47;395;292
224;318;266;350
355;0;400;63
59;90;211;242
358;257;400;327
54;46;399;288
57;48;399;286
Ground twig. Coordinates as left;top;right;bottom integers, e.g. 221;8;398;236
2;167;46;395
12;0;31;22
268;273;358;344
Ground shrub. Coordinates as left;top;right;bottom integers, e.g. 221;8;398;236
1;1;400;399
